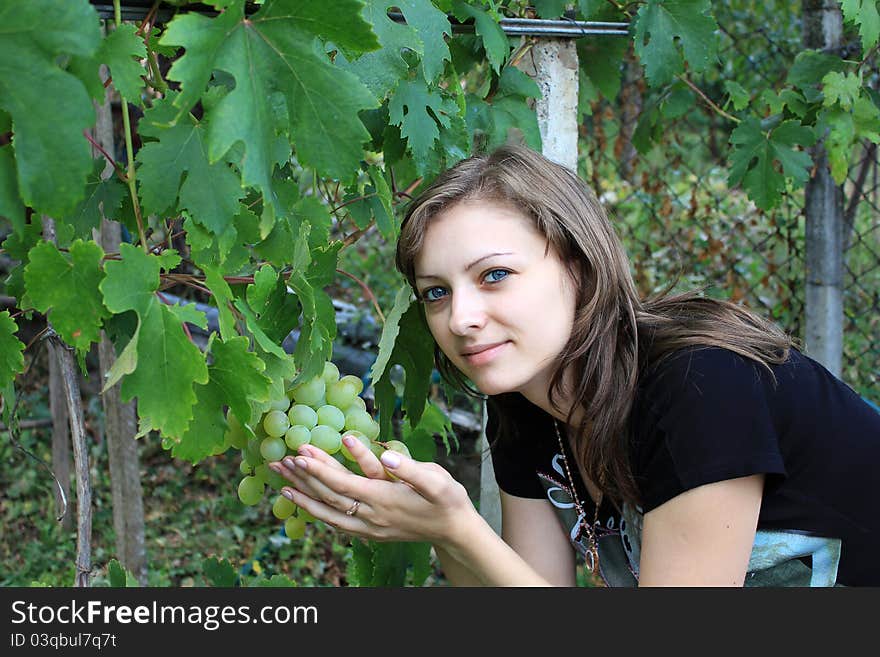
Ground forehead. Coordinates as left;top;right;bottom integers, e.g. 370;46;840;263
414;201;545;272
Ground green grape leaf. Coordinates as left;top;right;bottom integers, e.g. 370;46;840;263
203;266;238;341
369;285;412;385
245;265;301;344
633;0;717;86
406;541;433;587
534;0;568;18
397;0;452;83
0;0;101;217
287;271;336;385
233;299;292;363
822;71;862;111
389;79;454;174
137;95;244;234
336;0;422;101
251;574;298;587
201;556;238;587
370;541;409;586
787;50;847;92
0;144;25;235
100;243;209;437
368;165;396;241
823;97;880;183
174;335;272;463
101;23;147;102
728;117;816;211
372;291;434;438
577;36;629;100
724;80;750;111
452;2;508;73
161;0;377;201
404;399;457;457
24;240;109;353
0;311;25;390
347;538;375;586
840;0;880;52
59;159;127;239
107;559;140;587
489;71;542;151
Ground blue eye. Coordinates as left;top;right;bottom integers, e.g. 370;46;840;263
423;287;447;302
420;269;510;304
485;269;509;283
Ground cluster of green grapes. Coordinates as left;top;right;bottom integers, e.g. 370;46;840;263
222;360;411;539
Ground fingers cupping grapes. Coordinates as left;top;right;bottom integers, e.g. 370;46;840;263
223;359;412;539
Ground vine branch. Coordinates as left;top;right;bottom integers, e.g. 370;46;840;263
336;267;386;324
676;73;741;124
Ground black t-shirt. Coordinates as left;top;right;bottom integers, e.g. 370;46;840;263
487;347;880;586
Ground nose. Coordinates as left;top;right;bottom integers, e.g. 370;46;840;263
448;286;487;336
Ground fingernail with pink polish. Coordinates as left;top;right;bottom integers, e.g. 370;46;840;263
380;451;400;468
342;435;354;447
281;489;294;501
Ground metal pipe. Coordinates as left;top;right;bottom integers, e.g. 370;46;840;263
90;3;630;38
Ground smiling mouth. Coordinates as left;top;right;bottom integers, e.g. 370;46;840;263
462;341;510;365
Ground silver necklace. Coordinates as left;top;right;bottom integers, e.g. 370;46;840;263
553;418;601;573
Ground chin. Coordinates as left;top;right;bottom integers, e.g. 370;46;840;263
468;372;525;397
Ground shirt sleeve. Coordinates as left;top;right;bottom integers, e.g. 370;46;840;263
631;347;788;513
485;397;545;499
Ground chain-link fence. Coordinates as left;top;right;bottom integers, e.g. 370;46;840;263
579;9;878;405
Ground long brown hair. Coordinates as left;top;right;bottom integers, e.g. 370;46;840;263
395;143;792;506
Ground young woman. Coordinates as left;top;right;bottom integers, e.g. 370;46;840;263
269;144;880;587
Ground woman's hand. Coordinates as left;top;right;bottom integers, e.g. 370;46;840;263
268;434;475;548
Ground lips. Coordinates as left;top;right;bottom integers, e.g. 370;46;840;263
461;341;508;356
461;341;510;366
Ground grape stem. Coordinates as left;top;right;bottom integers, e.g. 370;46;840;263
82;130;126;180
336;268;386;324
113;0;150;253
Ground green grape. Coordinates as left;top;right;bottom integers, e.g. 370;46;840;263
238;476;264;506
325;379;358;410
252;463;270;484
260;436;287;462
284;514;307;539
266;391;291;413
322;361;340;384
369;441;385;459
316;404;346;432
384;439;412;458
243;438;263;467
339;374;364;395
343;396;367;414
287;404;318;429
298;506;316;522
252;419;268;439
262;410;290;438
340;430;371;461
344;408;375;434
381;440;411;481
239;459;254;475
285;425;312;450
225;410;248;449
265;468;287;491
310;425;342;454
272;495;296;520
290;377;326;406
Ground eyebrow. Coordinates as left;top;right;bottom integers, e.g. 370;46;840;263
416;252;514;280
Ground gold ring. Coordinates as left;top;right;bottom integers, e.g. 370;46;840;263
344;499;361;516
